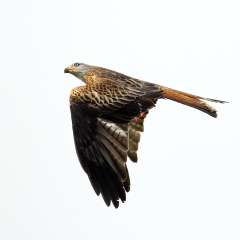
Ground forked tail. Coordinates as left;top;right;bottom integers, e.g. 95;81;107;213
160;86;227;118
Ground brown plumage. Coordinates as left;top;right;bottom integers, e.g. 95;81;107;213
64;63;227;208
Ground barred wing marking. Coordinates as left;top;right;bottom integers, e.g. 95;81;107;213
70;103;130;208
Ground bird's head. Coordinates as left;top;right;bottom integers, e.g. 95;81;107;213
64;62;90;80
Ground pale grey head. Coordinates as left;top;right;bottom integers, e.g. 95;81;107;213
64;62;91;80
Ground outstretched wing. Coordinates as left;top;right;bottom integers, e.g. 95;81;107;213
70;103;130;208
70;82;160;207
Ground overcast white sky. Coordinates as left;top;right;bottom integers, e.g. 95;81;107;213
0;0;239;239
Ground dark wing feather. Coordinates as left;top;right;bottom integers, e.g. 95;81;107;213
70;80;161;207
70;103;130;208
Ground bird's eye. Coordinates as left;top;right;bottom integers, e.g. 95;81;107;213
73;63;81;67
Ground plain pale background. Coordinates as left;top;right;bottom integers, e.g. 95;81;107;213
0;0;239;239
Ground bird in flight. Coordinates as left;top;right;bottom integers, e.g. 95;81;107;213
64;63;226;208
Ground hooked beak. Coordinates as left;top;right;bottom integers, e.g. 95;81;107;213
64;67;70;73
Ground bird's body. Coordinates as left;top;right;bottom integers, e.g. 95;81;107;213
65;63;226;208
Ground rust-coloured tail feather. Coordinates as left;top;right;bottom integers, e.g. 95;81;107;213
160;86;227;118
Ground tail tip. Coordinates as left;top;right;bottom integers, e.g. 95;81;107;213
211;111;217;118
